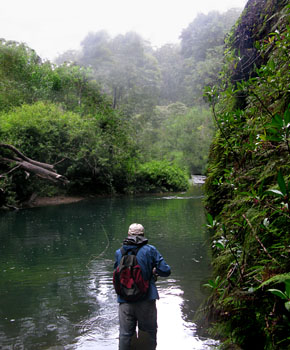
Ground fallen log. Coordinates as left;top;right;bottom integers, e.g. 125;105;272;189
0;143;55;171
0;143;68;184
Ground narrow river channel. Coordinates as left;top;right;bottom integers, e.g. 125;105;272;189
0;187;218;349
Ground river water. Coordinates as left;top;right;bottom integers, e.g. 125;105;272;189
0;187;218;350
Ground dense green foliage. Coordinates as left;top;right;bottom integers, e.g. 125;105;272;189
132;160;189;193
55;9;241;175
0;40;190;206
203;1;290;349
1;8;241;206
138;104;214;174
0;102;136;198
0;40;111;115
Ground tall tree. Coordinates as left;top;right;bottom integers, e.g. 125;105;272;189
58;31;161;117
180;9;241;61
179;9;242;105
153;44;185;104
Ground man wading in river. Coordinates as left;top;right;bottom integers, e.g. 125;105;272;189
113;223;171;350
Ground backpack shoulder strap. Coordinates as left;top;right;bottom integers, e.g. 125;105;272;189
120;247;127;256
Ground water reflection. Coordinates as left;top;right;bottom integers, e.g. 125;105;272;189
73;260;119;350
69;261;217;350
0;190;218;349
157;195;204;200
158;284;216;350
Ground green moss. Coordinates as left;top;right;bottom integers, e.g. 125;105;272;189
203;2;290;349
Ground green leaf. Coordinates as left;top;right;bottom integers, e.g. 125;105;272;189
215;276;221;285
265;189;284;197
257;273;290;289
259;134;267;141
240;191;252;196
266;135;283;142
268;59;275;71
285;280;290;298
284;108;290;125
268;289;288;300
215;242;225;250
271;114;283;128
285;301;290;312
277;170;287;196
207;213;214;226
204;280;215;288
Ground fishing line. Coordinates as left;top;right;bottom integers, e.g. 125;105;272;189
86;224;111;267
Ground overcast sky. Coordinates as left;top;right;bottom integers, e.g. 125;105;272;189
0;0;247;61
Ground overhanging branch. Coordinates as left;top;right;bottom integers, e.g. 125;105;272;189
0;144;69;184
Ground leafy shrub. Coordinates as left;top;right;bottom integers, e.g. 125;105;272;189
0;102;136;200
0;39;112;116
133;160;189;193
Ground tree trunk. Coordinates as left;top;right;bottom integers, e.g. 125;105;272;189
0;143;68;184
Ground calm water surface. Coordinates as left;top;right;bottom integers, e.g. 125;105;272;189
0;187;218;349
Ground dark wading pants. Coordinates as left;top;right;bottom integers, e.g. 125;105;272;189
118;300;157;350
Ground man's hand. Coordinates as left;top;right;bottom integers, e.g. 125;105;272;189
152;267;158;281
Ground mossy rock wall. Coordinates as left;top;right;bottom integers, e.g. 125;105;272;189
204;1;290;349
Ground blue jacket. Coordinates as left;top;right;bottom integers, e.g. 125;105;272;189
114;235;171;303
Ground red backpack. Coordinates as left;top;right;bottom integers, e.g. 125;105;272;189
113;247;149;301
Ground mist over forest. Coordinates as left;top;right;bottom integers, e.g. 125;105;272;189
0;8;241;205
55;8;241;172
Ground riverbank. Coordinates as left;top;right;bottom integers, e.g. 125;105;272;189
1;177;204;211
27;195;85;208
24;178;204;209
